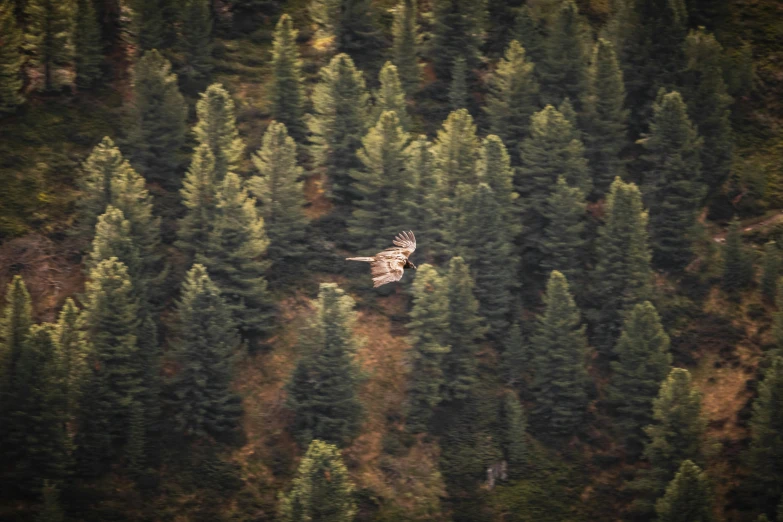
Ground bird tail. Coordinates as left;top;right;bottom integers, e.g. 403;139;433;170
346;257;375;262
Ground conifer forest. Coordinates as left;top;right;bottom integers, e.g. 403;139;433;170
2;0;783;520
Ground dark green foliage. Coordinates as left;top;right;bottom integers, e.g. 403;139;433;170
485;40;539;164
348;111;413;253
286;284;364;447
7;325;71;490
512;5;545;66
530;271;589;436
582;38;628;197
722;218;754;297
655;460;714;522
75;137;129;241
591;178;652;353
133;0;164;51
430;0;485;82
197;172;274;340
248;122;309;283
746;357;783;513
269;14;305;141
73;366;113;477
126;400;145;476
774;287;783;354
406;136;448;262
540;176;587;292
502;322;526;387
0;276;33;396
178;0;213;93
55;298;88;420
35;481;64;522
537;0;588;108
194;83;246;182
391;0;419;96
483;0;518;57
74;0;103;89
405;264;450;433
23;0;74;91
762;242;781;301
432;108;480;190
682;28;733;197
126;50;188;190
0;3;25;113
642;90;705;270
630;368;706;518
168;264;242;439
606;301;672;453
307;53;370;204
500;391;529;477
374;62;411;132
87;205;141;278
278;439;357;522
687;0;730;34
177;144;218;264
448;56;469;112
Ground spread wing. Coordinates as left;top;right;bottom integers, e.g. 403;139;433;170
370;251;407;288
388;230;416;258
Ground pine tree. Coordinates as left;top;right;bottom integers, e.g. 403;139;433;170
308;0;340;44
530;271;589;435
55;298;88;420
762;242;781;302
0;3;26;113
405;264;450;433
338;0;384;72
269;14;305;141
630;367;706;518
500;390;529;478
75;137;127;240
197;172;274;340
81;258;143;443
430;0;485;83
87;205;140;276
607;301;672;452
537;0;588;108
7;324;71;490
307;53;370;204
133;0;164;52
722;218;754;297
126;50;187;190
285;284;363;447
0;275;33;396
642;90;705;270
73;365;112;477
24;0;75;91
502;322;526;387
177;144;218;264
406;136;448;262
448;56;470;112
746;357;783;513
591;178;652;352
178;0;213;93
655;460;714;522
194;83;245;182
485;40;539;165
348;111;412;254
512;5;545;66
682;28;733;197
391;0;419;96
74;0;103;89
248;122;309;283
168;264;242;439
432;108;480;190
126;400;145;476
36;481;65;522
582;38;628;197
541;176;587;291
278;439;357;522
135;314;161;465
483;0;517;57
373;62;411;132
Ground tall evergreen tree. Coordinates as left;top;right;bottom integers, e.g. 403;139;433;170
373;62;411;132
73;365;112;477
36;481;65;522
540;176;587;291
55;298;88;420
447;56;470;112
75;137;129;241
74;0;103;89
308;0;340;44
0;3;25;113
607;301;672;452
502;322;526;387
722;218;754;297
269;14;305;141
133;0;164;52
591;178;653;352
630;368;706;518
512;5;545;66
278;439;357;522
286;284;364;447
197;172;273;339
405;264;450;433
391;0;419;95
430;0;485;83
483;0;517;57
177;144;218;264
746;357;783;513
582;38;628;197
125;400;146;476
168;264;242;439
348;111;412;254
248;122;309;283
432;108;480;190
485;40;539;165
194;83;245;182
307;53;370;204
479;134;517;224
537;0;588;107
23;0;75;91
500;390;529;477
86;205;140;276
762;242;781;302
178;0;213;93
642;90;705;270
0;276;33;397
655;460;714;522
530;271;589;435
126;50;187;190
405;136;448;262
682;28;733;197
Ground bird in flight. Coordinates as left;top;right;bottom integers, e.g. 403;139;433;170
346;231;417;287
